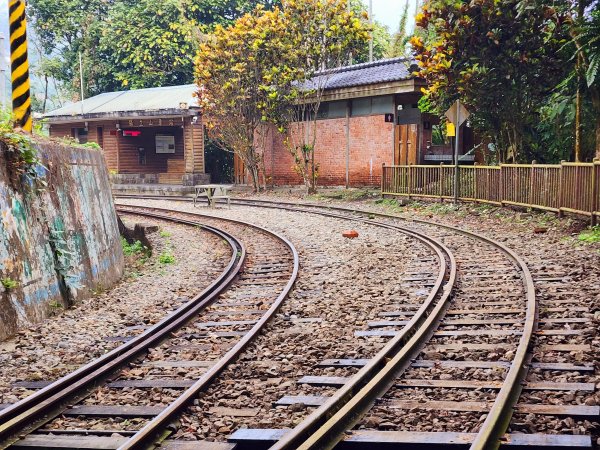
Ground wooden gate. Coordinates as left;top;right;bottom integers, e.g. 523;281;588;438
233;153;246;184
395;124;418;165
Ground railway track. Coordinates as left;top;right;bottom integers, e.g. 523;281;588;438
113;195;597;450
0;207;299;449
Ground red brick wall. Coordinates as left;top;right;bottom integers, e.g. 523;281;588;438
263;115;394;187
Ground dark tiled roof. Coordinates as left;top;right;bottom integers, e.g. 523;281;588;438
307;57;417;91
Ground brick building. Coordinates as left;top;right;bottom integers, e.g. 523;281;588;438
44;85;208;187
257;57;476;187
44;58;476;189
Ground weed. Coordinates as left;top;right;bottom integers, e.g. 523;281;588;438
375;198;405;212
1;278;18;290
121;238;148;256
426;203;456;215
158;251;175;265
159;230;172;238
48;300;63;310
577;226;600;244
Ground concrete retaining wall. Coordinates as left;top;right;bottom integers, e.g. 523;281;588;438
0;137;124;340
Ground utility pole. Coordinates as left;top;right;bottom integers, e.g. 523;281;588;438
368;0;373;62
8;0;32;132
453;100;461;204
79;51;85;115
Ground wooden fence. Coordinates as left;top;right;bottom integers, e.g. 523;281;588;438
381;162;600;223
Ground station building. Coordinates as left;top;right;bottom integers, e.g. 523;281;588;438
44;57;476;189
44;85;208;188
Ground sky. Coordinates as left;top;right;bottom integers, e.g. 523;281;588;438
372;0;418;33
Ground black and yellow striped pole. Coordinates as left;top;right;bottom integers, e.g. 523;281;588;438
8;0;32;132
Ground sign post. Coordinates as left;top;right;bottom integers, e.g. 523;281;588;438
445;100;470;204
8;0;32;132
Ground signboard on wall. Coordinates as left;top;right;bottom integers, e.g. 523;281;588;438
155;134;175;153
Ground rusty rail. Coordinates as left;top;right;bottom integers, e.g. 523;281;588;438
382;162;600;224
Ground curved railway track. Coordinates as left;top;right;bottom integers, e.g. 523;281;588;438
113;195;596;450
0;207;299;449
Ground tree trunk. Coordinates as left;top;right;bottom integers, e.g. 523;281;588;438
575;55;583;162
591;88;600;160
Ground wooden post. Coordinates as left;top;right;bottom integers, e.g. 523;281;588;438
528;160;536;208
591;160;597;226
439;163;444;202
499;164;504;206
558;160;565;218
381;163;385;197
407;164;412;199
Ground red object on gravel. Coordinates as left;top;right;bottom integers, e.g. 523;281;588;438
342;230;359;239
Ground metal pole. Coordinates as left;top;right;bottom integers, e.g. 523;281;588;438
368;0;373;62
79;51;85;114
8;0;32;132
453;99;460;204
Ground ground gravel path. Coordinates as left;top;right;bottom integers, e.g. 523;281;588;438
0;215;229;405
115;198;438;440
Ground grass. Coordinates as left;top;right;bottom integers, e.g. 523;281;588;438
1;278;18;290
309;188;377;202
159;230;172;238
158;250;175;265
121;238;148;256
577;226;600;244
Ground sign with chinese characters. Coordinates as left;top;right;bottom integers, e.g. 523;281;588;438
126;118;178;127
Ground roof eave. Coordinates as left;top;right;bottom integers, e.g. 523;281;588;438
43;107;201;123
299;78;423;103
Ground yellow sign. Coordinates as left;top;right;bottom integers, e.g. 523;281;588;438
446;122;455;137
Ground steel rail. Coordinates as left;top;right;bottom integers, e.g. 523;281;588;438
231;197;538;450
0;211;245;448
114;197;457;450
110;204;300;450
115;195;537;450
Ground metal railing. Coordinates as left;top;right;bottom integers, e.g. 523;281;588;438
382;162;600;223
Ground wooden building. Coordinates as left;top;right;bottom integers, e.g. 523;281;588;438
44;85;209;186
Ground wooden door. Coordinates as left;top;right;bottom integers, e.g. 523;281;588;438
395;124;418;165
233;153;246;184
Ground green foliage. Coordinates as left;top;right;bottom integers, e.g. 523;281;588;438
578;226;600;243
159;230;172;238
0;110;45;187
158;251;176;265
386;0;410;58
121;238;146;255
27;0;277;97
197;0;370;193
412;0;571;162
1;278;19;290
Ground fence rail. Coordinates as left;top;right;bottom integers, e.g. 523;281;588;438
382;163;600;223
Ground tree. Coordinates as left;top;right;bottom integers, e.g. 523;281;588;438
350;0;391;63
26;0;279;99
571;2;600;159
273;0;371;193
197;0;370;193
411;0;570;163
196;6;289;192
98;0;199;90
387;1;410;58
